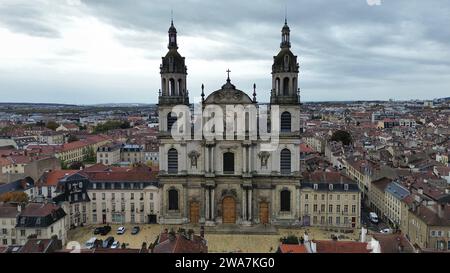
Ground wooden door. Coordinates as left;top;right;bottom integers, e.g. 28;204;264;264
190;201;200;224
259;202;269;224
222;197;236;224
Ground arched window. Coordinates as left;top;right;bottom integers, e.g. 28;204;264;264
283;77;289;95
167;148;178;174
162;79;166;95
280;149;291;174
167;112;177;131
169;79;176;96
177;79;183;95
168;189;179;210
223;152;235;174
280;190;291;212
275;78;280;94
281;112;291;132
292;77;297;93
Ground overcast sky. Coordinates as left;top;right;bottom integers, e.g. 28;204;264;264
0;0;449;104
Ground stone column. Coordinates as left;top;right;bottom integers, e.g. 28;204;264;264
205;187;210;220
211;188;215;220
211;146;214;173
242;189;247;221
248;146;251;173
248;188;252;220
242;146;247;174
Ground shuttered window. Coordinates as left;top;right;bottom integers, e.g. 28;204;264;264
280;149;291;174
167;148;178;174
281;112;291;132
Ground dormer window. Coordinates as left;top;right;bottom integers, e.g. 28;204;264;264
313;184;318;190
344;184;349;191
329;184;333;191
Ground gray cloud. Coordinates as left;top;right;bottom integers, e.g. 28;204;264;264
0;2;61;38
1;0;450;103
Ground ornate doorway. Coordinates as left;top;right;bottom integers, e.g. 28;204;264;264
189;201;200;224
222;196;236;224
259;202;269;224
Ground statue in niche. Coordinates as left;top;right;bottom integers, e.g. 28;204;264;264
258;151;270;168
188;150;200;168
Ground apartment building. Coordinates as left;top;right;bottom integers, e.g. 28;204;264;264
56;135;111;164
87;169;159;224
15;202;67;245
0;203;19;246
300;171;361;229
369;177;390;219
96;143;121;166
406;202;450;251
120;144;144;164
384;181;411;228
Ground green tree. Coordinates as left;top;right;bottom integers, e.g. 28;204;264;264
330;130;353;146
84;147;96;163
46;121;59;131
93;120;130;133
0;192;29;203
67;135;79;143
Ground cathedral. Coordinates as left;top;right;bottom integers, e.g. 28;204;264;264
157;19;302;226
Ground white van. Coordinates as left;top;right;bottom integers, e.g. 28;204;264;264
369;212;379;224
85;237;97;249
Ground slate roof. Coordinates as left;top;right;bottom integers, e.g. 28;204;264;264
385;182;410;200
0;177;34;195
301;171;359;192
16;203;66;228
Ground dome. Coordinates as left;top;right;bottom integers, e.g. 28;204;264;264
204;79;253;105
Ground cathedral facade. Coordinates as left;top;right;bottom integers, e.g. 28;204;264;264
157;19;302;226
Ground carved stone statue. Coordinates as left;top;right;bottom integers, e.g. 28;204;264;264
188;150;200;167
258;151;270;168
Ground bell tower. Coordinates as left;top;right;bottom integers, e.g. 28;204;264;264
159;19;189;106
158;19;189;132
270;19;300;105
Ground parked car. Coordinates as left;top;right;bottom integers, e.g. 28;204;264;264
111;241;120;249
85;237;97;249
369;212;379;224
131;226;140;235
100;225;111;236
117;226;126;235
102;236;114;248
93;227;103;235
